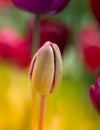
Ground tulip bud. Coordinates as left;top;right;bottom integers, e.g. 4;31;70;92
90;77;100;114
29;41;62;95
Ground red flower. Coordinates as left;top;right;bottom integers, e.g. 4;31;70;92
0;27;31;68
0;27;19;60
78;24;100;72
26;18;70;54
12;39;31;67
0;0;11;7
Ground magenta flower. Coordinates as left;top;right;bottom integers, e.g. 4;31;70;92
90;77;100;114
11;0;70;14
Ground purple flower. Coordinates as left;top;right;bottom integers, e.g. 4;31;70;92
11;0;70;14
90;77;100;114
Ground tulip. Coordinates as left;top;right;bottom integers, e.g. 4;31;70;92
78;24;100;72
11;0;70;14
12;40;31;68
90;77;100;114
26;18;70;54
30;41;62;95
0;27;31;68
0;27;19;60
0;0;11;7
89;0;100;24
29;41;62;130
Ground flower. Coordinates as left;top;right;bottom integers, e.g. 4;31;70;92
78;24;100;72
0;27;19;60
12;39;31;68
26;18;70;54
89;0;100;24
0;27;31;68
90;77;100;114
11;0;70;14
29;41;62;95
0;0;11;7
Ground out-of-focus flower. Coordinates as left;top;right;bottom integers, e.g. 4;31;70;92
0;27;19;60
11;0;70;14
90;77;100;114
29;41;62;95
78;25;100;72
26;18;70;54
0;27;31;68
12;40;31;67
0;0;11;8
89;0;100;24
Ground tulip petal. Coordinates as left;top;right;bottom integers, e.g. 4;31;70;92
50;0;70;14
12;0;70;14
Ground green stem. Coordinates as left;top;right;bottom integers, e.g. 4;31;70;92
33;14;40;55
38;95;46;130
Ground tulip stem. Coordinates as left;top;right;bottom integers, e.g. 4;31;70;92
38;95;46;130
30;90;38;130
33;14;40;55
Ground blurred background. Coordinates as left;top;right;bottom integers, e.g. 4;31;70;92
0;0;100;130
